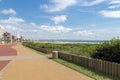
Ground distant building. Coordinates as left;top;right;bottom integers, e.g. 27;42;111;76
12;35;16;42
17;32;20;39
0;26;3;43
3;32;12;43
16;32;20;41
12;35;15;40
16;32;23;42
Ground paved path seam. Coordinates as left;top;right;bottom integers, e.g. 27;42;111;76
0;54;44;61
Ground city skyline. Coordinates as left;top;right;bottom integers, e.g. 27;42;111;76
0;0;120;40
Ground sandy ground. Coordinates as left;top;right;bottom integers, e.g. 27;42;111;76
0;43;94;80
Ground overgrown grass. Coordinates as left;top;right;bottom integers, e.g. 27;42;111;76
54;58;120;80
23;42;97;56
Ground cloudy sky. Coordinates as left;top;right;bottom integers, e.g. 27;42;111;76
0;0;120;40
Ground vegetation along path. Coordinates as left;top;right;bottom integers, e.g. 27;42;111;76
0;43;94;80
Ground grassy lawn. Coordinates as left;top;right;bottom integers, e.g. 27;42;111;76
53;58;120;80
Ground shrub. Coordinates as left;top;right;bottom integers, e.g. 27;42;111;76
92;38;120;63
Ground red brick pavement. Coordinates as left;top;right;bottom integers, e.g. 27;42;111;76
0;44;17;56
0;60;11;71
0;44;17;72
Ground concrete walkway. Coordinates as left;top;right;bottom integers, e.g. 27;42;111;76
0;43;94;80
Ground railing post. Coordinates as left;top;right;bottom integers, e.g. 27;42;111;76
52;51;58;58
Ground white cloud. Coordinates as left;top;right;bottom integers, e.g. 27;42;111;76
30;23;36;26
40;4;49;9
23;29;38;33
99;10;120;18
80;0;105;6
40;25;72;34
51;15;67;24
4;26;22;31
108;4;120;8
0;17;24;24
41;0;77;12
108;0;120;9
31;30;38;32
0;25;5;29
1;8;16;15
73;30;94;37
41;0;106;12
109;0;120;4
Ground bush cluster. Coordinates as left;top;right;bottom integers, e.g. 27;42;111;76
92;38;120;63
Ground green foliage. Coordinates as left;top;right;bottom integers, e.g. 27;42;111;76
23;38;120;63
92;38;120;63
22;42;97;56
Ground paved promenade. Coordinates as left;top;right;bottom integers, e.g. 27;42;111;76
0;44;17;73
0;43;94;80
0;44;17;56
